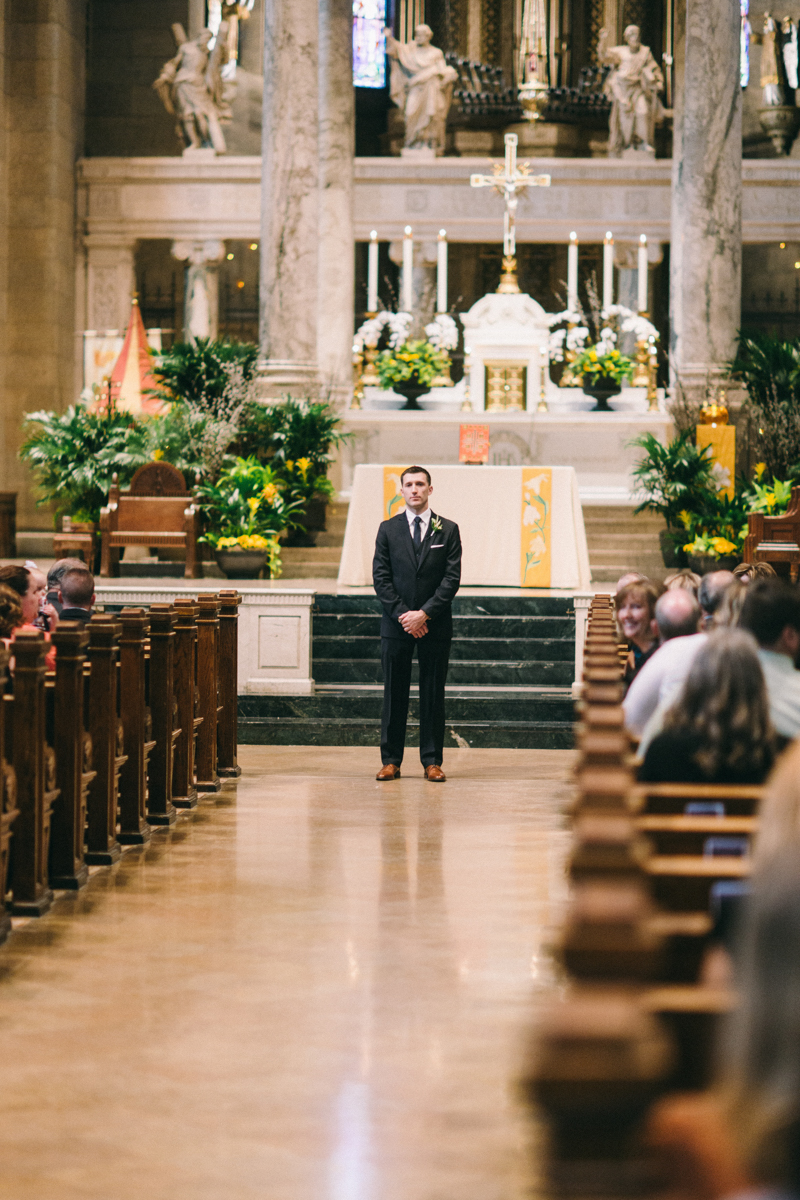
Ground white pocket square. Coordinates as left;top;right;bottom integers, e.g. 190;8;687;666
430;544;445;548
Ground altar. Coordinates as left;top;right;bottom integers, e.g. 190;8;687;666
337;463;591;589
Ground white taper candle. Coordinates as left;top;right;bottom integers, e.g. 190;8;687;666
437;229;448;314
402;225;413;313
638;233;648;313
567;231;578;313
603;231;614;312
367;230;378;313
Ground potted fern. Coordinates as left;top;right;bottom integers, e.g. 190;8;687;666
630;431;718;567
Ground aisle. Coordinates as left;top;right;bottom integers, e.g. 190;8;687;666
0;747;574;1200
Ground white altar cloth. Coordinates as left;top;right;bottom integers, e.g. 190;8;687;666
337;464;591;589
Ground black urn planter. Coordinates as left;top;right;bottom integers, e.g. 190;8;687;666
285;495;328;548
659;529;687;569
582;376;622;412
393;380;431;410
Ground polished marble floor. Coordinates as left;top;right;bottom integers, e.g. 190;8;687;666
0;746;574;1200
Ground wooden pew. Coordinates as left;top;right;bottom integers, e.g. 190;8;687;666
7;630;58;915
117;608;155;844
633;781;763;817
217;590;241;779
636;813;757;857
172;599;200;809
146;604;178;826
0;645;19;940
48;623;95;888
85;615;127;865
195;593;220;793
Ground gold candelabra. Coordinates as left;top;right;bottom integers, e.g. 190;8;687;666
497;255;521;294
351;347;364;409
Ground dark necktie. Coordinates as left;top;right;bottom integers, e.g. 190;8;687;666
413;515;422;556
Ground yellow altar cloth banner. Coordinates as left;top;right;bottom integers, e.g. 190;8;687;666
383;466;408;519
520;468;552;587
697;425;736;500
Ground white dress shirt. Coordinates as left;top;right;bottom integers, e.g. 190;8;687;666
624;632;708;737
757;649;800;739
406;507;431;539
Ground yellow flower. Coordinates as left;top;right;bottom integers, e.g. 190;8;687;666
152;449;164;460
285;460;294;471
677;510;693;530
754;462;767;480
766;494;777;510
683;541;697;552
711;537;737;555
247;496;260;514
296;457;312;476
261;483;279;504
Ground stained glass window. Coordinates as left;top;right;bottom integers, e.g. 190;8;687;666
353;0;386;88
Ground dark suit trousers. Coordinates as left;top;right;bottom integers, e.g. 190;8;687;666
380;635;451;767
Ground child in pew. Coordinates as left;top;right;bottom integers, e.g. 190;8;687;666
646;844;800;1200
639;630;776;785
0;564;57;669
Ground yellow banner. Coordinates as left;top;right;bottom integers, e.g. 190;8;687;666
697;425;736;500
520;467;552;587
383;466;408;520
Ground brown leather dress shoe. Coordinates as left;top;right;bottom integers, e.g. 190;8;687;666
376;764;401;780
424;765;446;782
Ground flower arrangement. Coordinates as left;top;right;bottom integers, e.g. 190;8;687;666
196;457;305;578
353;311;412;352
574;344;633;385
424;313;459;351
548;303;658;386
681;532;738;560
376;339;450;388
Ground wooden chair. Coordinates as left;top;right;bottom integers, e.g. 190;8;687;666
48;623;95;889
99;461;201;580
53;521;96;568
743;484;800;581
6;630;58;915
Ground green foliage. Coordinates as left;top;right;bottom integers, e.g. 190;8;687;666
266;398;350;503
20;404;150;525
631;431;718;530
730;334;800;481
677;488;752;554
377;340;449;387
195;457;305;550
150;338;259;414
574;345;633;385
143;405;208;481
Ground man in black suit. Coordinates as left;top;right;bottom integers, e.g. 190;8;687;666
57;568;95;625
372;465;462;782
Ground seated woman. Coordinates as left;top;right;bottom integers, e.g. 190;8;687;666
663;568;701;596
0;564;57;668
615;578;660;689
0;584;22;639
639;629;775;784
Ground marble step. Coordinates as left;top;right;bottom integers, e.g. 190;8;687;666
238;688;574;749
313;635;575;662
313;613;576;639
312;658;575;686
281;546;342;564
313;594;574;617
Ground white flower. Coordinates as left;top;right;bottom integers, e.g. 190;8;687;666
710;462;732;492
424;313;459;351
566;326;589;351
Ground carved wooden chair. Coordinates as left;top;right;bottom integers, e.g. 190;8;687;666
99;461;201;579
743;484;800;582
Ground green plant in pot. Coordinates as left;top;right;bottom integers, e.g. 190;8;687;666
196;457;305;579
269;398;349;545
574;344;633;411
376;340;449;410
631;431;719;568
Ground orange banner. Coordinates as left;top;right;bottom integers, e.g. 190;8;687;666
696;425;736;500
520;468;552;587
383;466;408;520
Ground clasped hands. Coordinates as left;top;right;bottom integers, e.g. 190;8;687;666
399;609;429;639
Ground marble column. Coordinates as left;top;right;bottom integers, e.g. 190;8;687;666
258;0;320;394
670;0;742;401
317;0;355;402
84;238;137;334
172;239;226;341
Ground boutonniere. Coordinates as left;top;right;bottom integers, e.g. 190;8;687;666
431;516;443;534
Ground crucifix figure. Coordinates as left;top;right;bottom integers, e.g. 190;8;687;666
470;133;551;294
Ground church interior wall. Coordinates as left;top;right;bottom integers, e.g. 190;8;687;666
742;0;800;158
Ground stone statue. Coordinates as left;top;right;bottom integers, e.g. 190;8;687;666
153;23;231;154
598;24;664;157
783;17;799;91
384;24;458;155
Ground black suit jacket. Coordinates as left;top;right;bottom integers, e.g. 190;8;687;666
58;606;92;625
372;510;462;641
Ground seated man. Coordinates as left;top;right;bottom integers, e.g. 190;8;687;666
47;557;88;616
698;569;736;629
623;588;705;742
739;579;800;742
57;568;95;625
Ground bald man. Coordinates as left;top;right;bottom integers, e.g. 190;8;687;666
624;588;705;743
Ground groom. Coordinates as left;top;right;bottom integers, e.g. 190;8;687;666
372;466;462;782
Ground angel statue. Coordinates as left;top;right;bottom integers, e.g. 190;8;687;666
384;24;458;154
153;22;232;154
598;24;665;157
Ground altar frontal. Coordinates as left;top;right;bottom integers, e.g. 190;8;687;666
338;464;591;589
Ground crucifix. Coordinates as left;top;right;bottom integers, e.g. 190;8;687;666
470;133;551;294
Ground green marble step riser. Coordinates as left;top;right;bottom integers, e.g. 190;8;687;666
312;637;574;662
238;720;574;749
312;660;575;685
238;695;575;722
314;596;574;616
313;615;576;638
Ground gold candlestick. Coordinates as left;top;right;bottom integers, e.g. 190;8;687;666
559;324;582;387
351;348;363;409
497;255;521;294
647;347;659;411
631;337;650;387
537;347;549;412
